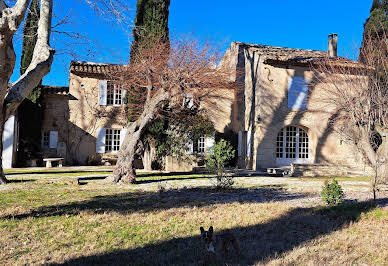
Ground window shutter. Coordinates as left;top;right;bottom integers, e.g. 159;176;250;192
96;128;106;153
98;80;107;106
238;131;242;156
49;131;58;149
246;130;252;157
206;135;215;154
121;89;126;105
288;77;308;109
185;139;193;154
120;128;127;148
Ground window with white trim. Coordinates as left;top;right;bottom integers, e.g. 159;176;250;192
105;129;121;152
276;126;309;159
107;82;123;106
42;131;50;148
197;136;205;154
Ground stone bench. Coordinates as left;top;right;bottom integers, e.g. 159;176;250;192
43;158;64;168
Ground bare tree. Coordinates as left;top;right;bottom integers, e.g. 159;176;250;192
109;37;236;184
312;31;388;200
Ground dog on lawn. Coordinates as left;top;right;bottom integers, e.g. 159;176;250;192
200;226;240;259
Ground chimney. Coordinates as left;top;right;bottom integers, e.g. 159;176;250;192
328;33;338;58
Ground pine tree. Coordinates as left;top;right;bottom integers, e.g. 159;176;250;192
130;0;170;62
18;0;44;164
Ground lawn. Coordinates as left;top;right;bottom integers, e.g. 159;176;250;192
0;170;387;265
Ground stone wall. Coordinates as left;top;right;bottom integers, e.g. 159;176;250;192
68;72;127;165
291;163;373;177
41;94;70;161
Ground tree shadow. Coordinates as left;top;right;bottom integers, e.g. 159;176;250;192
5;170;112;176
1;187;308;220
49;200;380;265
5;179;36;183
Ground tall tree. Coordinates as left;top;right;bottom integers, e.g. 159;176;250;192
362;0;388;42
18;0;44;165
128;0;170;171
130;0;170;62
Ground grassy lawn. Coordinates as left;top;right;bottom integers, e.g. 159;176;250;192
0;171;387;265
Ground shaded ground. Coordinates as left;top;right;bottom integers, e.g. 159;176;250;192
1;168;387;265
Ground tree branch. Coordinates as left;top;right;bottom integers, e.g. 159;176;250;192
8;0;30;31
4;0;54;119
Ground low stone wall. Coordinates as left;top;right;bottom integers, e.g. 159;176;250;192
291;163;372;177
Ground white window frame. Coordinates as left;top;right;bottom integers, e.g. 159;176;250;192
42;131;50;148
276;126;310;166
105;129;121;153
41;130;58;149
106;82;124;106
197;136;205;154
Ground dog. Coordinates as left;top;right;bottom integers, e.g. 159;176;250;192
200;226;240;257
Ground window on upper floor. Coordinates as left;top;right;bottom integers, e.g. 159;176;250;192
107;82;123;106
98;80;125;106
288;77;308;110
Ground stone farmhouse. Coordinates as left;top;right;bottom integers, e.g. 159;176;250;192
1;35;371;176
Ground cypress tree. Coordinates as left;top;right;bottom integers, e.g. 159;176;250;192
130;0;170;62
18;0;44;165
363;0;388;38
21;0;40;77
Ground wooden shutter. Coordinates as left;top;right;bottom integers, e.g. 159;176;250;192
98;80;107;106
49;131;58;149
288;77;308;109
237;131;242;156
185;139;193;154
96;128;106;153
120;128;127;149
246;130;252;157
206;135;215;154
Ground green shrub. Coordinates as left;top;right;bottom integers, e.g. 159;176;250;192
205;139;235;188
321;179;345;206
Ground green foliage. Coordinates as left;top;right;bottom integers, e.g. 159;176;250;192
321;179;345;206
130;0;170;61
20;0;40;76
363;0;388;39
205;139;235;188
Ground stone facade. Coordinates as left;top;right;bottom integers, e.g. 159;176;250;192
37;41;372;176
220;42;372;174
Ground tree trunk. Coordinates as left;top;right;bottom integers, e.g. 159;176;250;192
113;90;170;183
143;143;156;171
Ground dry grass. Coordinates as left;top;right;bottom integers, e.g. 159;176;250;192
0;171;387;265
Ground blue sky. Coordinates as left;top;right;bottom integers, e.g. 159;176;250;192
11;0;372;86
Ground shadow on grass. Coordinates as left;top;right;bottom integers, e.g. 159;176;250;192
5;179;36;183
5;170;112;176
135;175;209;184
49;201;381;265
1;187;307;220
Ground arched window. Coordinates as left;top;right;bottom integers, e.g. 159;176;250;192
276;126;309;166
